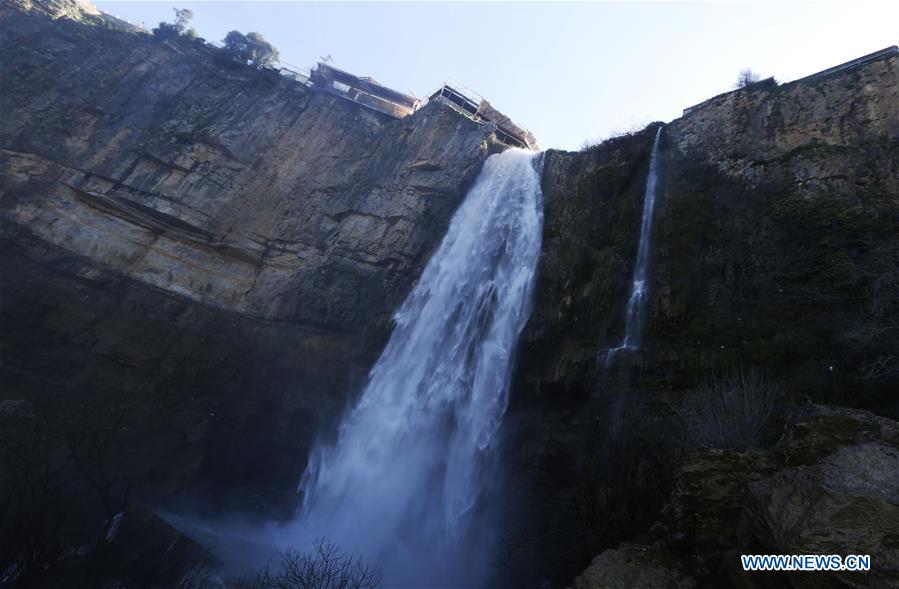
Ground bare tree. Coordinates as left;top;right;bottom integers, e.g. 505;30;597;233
0;400;75;585
736;68;761;88
0;393;138;587
62;402;132;520
238;539;382;589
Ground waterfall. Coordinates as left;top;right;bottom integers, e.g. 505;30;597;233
606;126;663;364
283;149;544;586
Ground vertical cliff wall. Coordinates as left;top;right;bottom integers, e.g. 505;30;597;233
506;49;899;585
0;1;500;513
657;50;898;404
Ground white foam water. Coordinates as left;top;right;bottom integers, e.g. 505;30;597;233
283;148;544;586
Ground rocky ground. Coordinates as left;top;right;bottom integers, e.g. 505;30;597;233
572;404;899;588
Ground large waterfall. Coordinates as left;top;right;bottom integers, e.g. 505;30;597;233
284;149;544;586
606;126;663;364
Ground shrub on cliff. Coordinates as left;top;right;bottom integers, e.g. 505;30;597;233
222;30;280;69
735;68;761;88
152;7;198;40
683;367;778;449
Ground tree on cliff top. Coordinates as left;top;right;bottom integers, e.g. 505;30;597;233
736;68;762;88
222;30;280;69
152;7;198;40
173;8;193;31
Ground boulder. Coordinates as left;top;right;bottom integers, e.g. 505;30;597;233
572;404;899;588
571;543;696;589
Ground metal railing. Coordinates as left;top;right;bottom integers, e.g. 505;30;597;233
206;40;313;85
793;45;897;84
277;60;312;85
97;8;146;31
426;80;536;150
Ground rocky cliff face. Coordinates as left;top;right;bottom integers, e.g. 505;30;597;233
571;404;899;589
0;1;498;514
507;50;899;586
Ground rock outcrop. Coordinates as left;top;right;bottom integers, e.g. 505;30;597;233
572;404;899;588
669;58;899;196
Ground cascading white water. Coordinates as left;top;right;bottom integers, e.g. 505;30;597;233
606;126;663;364
282;149;544;586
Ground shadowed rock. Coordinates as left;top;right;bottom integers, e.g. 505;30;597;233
572;404;899;588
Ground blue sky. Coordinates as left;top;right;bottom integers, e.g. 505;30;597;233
96;1;897;150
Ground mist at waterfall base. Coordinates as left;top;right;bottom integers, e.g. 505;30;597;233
265;149;544;586
604;126;663;367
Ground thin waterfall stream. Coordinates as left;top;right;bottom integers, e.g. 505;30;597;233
605;126;663;366
280;148;545;586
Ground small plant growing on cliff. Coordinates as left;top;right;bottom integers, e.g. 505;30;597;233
682;367;778;449
222;30;280;69
736;68;762;88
